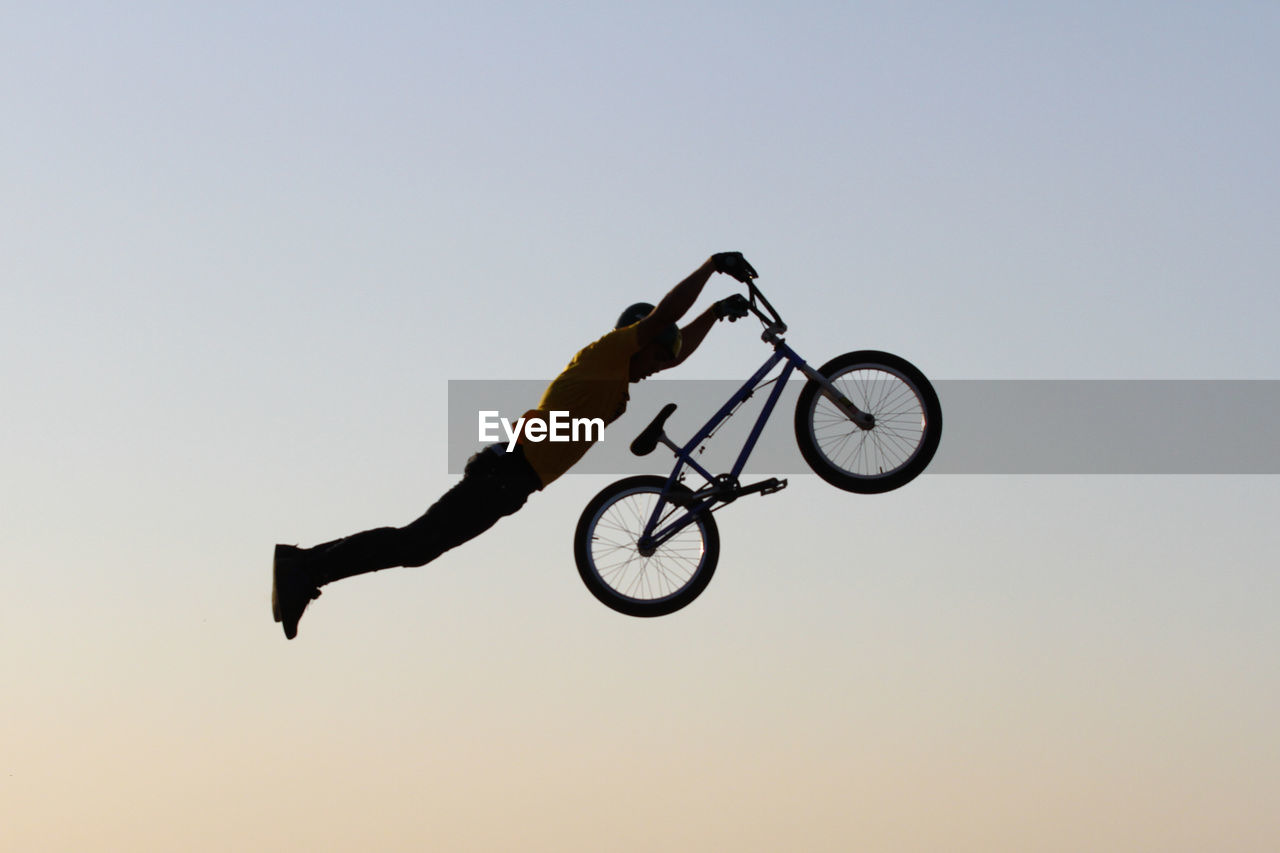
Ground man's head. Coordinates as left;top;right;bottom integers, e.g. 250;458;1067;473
617;302;682;381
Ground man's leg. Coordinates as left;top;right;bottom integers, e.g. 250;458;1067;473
305;469;524;585
273;445;539;639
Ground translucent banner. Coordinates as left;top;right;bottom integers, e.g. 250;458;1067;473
447;380;1280;476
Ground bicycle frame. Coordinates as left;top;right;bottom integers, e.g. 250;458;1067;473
635;284;840;553
658;346;794;494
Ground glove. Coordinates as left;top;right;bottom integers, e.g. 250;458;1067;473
711;252;758;283
713;293;751;322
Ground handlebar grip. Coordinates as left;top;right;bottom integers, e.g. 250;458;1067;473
630;403;678;456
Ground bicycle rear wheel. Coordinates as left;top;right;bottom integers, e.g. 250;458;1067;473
794;350;942;493
574;475;720;617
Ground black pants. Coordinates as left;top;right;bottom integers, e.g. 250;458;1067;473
307;444;541;586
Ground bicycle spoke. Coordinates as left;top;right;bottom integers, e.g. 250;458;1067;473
809;366;927;478
588;487;709;604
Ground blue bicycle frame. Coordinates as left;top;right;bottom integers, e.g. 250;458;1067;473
635;338;803;552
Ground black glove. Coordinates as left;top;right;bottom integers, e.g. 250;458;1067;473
711;252;758;283
713;293;751;322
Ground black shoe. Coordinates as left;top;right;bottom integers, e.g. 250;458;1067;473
272;544;321;640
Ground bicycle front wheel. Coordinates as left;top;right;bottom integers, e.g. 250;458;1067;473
574;476;720;617
794;350;942;493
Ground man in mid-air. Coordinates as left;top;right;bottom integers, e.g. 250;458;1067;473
272;251;759;639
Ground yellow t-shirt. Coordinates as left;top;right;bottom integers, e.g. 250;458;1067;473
519;325;640;487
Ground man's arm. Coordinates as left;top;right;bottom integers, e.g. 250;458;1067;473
668;293;752;368
635;253;756;347
667;308;718;367
634;258;715;347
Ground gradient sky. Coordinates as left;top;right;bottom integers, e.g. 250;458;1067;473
3;3;1278;851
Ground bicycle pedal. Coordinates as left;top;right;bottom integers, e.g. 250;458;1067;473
758;478;788;496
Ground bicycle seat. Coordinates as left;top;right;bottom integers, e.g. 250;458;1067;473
630;403;677;456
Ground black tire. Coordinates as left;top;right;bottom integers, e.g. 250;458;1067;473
794;350;942;493
574;475;720;617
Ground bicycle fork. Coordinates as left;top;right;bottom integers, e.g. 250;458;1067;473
768;336;875;431
795;361;876;430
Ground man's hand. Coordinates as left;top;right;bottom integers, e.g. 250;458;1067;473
713;294;751;322
711;252;758;283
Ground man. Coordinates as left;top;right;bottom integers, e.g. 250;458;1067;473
272;251;758;639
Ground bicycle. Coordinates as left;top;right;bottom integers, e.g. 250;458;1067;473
573;278;943;617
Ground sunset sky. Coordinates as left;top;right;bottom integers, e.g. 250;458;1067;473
3;3;1277;850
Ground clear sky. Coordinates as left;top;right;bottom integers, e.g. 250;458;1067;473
3;3;1277;851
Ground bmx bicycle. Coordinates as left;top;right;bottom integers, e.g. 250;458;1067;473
573;278;943;617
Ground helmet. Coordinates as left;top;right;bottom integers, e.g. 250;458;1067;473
615;302;682;361
615;302;655;329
